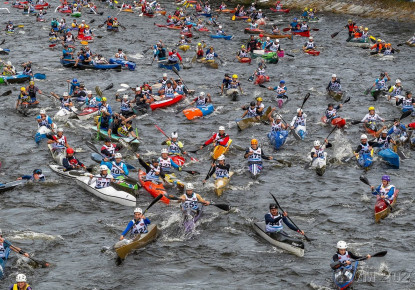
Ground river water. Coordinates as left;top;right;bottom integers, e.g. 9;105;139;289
0;1;414;289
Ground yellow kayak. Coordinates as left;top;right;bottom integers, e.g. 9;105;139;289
214;171;234;196
164;173;185;188
114;224;158;260
178;44;190;52
212;139;232;160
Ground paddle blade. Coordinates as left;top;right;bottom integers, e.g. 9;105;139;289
183;170;200;175
34;73;46;80
212;203;231;211
372;250;387;258
172;66;180;76
359;175;371;186
166;194;180;200
1;90;12;96
104;83;114;91
301;93;311;107
49;44;56;48
144;194;163;213
343;96;351;104
231;15;235;21
400;110;411;120
351;120;362;125
120;84;130;88
95;86;103;97
331;31;339;38
283;27;290;32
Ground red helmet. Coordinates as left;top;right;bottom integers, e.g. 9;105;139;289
114;17;117;20
168;52;173;56
66;148;74;154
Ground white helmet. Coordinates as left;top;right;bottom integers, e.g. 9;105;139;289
275;114;282;120
396;79;401;84
332;74;337;78
266;37;270;41
337;241;347;249
6;61;12;66
86;91;92;95
219;25;222;29
200;92;206;97
63;92;69;97
382;129;388;134
171;132;178;138
161;148;168;154
309;36;313;40
275;39;279;43
297;108;302;113
163;73;167;77
57;128;64;133
360;134;368;140
16;273;27;283
134;207;142;214
123;95;129;99
219;126;225;131
100;165;108;171
314;140;320;147
114;153;122;159
217;155;225;161
135;86;141;92
39;109;46;115
186;183;194;190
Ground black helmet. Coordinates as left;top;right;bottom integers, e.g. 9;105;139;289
250;101;256;107
151;158;158;164
328;103;334;108
406;91;412;96
33;169;42;175
269;203;278;210
105;137;111;142
380;72;385;78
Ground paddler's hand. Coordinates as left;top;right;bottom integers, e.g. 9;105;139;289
199;145;204;150
203;201;210;206
366;254;371;259
202;179;206;184
282;211;288;217
298;230;305;235
119;235;124;241
370;186;374;191
23;252;29;258
345;260;351;265
269;156;273;160
135;153;140;158
104;157;109;162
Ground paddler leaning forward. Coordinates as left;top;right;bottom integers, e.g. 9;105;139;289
199;126;230;153
265;203;305;236
135;153;166;183
119;207;150;241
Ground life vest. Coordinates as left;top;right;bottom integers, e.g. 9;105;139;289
248;146;262;162
325;108;337;119
110;161;124;177
347;23;354;32
167;141;181;154
305;41;315;49
229;81;240;89
383;48;392;55
175;84;185;94
118;52;126;59
301;23;309;30
377;136;390;149
102;144;116;156
120;99;130;111
66;156;79;166
168;52;179;62
256;68;265;75
196;97;208;106
271;120;283;132
205;52;215;60
390;85;402;97
12;284;31;290
265;212;283;232
276;86;286;97
246;106;258;118
311;147;325;158
131;218;148;234
294;116;306;126
328;80;341;91
164;87;175;98
61;97;72;110
0;242;5;258
158;157;172;173
402;97;413;110
359;142;370;155
117;124;131;137
145;166;160;181
87;97;97;107
215;165;229;178
375;77;387;90
95;174;112;189
214;132;228;144
378;184;395;200
239;50;248;57
182;192;198;210
55;135;67;147
337;251;351;263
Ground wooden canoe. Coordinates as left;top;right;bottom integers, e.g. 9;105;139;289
327;90;343;101
374;190;398;223
214;172;234;196
236;106;271;131
262;33;293;40
114;224;158;259
212;139;232;160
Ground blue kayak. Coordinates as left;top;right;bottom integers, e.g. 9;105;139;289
210;34;233;40
378;148;399;168
199;13;212;17
0;73;30;84
198;104;214;116
185;21;197;26
249;162;262;178
109;58;136;71
333;260;358;290
268;130;288;150
357;152;373;169
60;59;122;71
158;61;180;71
0;242;11;279
90;153;136;171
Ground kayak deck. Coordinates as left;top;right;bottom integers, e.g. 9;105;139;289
114;224;158;259
374;190;398;223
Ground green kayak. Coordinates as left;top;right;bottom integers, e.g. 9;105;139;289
71;12;81;17
251;51;279;64
113;175;139;195
90;126;140;146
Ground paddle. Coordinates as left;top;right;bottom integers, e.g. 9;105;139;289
290;92;311;140
1;90;12;96
359;175;393;212
331;30;341;38
154;124;199;162
247;69;256;82
357;250;388;261
351;110;411;125
304;126;337;170
143;194;163;214
33;73;46;80
5;240;50;268
282;27;291;32
364;84;375;95
269;193;311;242
166;194;231;211
172;66;190;92
203;163;215;184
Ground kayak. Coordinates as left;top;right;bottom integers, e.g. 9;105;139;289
304;49;320;56
77;107;99;121
231;15;249;20
158;60;180;71
0;73;30;84
215;8;236;13
54;107;77;122
311;156;326;176
254;75;270;85
304;17;320;23
109;58;136;71
244;28;265;34
210;34;233;40
114;224;158;260
197;58;219;69
333;260;358;289
155;10;167;15
180;31;193;38
405;41;415;47
268;130;289;150
71;12;81;17
226;88;239;101
75;176;136;207
251;51;279;63
212;139;232;160
143;12;155;17
35;125;55;144
236;106;271;130
60;59;122;71
328;90;343;101
363;123;380;137
292;30;310;37
49;164;88;179
34;3;49;10
249;162;262;178
270;8;290;13
0;180;26;193
197;27;210;32
154;23;188;30
91;126;140;146
0;243;10;279
378;148;399;168
138;170;170;204
238;57;251;64
262;33;293;40
357;150;374;169
183;104;214;120
295;125;307;140
90;153;136;171
170;155;185;166
278;50;285;58
178;44;190;52
347;37;370;48
214;172;234;197
77;34;93;42
183;207;203;233
47;144;65;166
252;221;305;257
150;93;183;110
198;12;211;17
374;190;399;223
321;116;346;128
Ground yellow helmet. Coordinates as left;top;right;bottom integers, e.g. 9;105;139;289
85;25;89;28
74;3;77;6
368;106;375;111
377;39;381;42
197;42;201;46
364;27;368;31
309;8;313;12
232;74;238;79
29;81;34;85
257;97;262;101
20;87;26;91
72;23;76;27
304;7;308;11
102;97;107;102
251;139;258;145
241;45;245;49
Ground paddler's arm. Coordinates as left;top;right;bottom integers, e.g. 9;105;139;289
196;194;210;205
241;110;248;118
349;251;371;260
3;239;30;257
261;149;273;160
135;153;151;172
200;134;215;149
244;148;252;159
170;158;181;171
203;164;216;183
282;215;304;235
370;185;380;195
120;220;134;240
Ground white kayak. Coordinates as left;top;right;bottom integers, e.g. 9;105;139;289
49;164;87;179
34;124;56;144
311;155;326;176
47;144;66;166
54;107;78;122
295;125;307;140
77;107;99;121
75;176;136;207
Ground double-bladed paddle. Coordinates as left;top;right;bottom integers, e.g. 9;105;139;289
172;66;190;92
166;194;231;211
290;93;311;140
4;240;50;268
330;250;387;269
359;175;393;212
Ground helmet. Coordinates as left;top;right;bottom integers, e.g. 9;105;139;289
29;81;34;85
337;241;347;249
382;130;388;134
197;42;202;46
186;183;194;190
217;155;225;161
266;37;270;41
396;79;401;84
123;95;129;99
332;74;337;78
219;25;222;29
33;169;42;175
293;17;297;21
309;36;313;40
170;132;178;139
251;139;258;145
161;148;168;154
275;39;280;43
297;108;302;113
102;97;107;102
364;27;368;31
232;74;238;79
200;92;206;97
16;274;27;283
163;73;167;77
381;175;390;182
114;153;122;159
309;8;313;12
39;109;46;115
304;7;308;11
280;80;285;84
269;203;278;209
20;87;26;92
250;101;256;107
368;106;375;111
63;92;69;97
219;126;225;131
100;165;108;171
377;39;381;42
360;134;368;140
314;140;320;147
85;25;89;28
276;114;282;120
114;17;117;20
86;91;92;95
57;128;64;133
66;148;74;154
134;207;142;214
257;97;262;101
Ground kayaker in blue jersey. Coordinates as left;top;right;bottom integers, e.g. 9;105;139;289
331;241;370;269
189;92;212;107
153;43;167;61
119;207;150;240
301;7;308;18
205;46;219;61
62;44;74;59
136;153;165;182
36;109;55;130
63;148;86;171
102;153;128;178
265;204;305;235
370;175;396;203
220;74;231;95
324;103;343;123
66;78;79;95
203;155;230;183
289;18;300;30
15;87;31;110
175;79;187;95
98;97;113;115
158;148;182;173
267;80;288;108
88;165;115;189
17;169;45;181
372;72;390;91
396;91;414;114
179;183;210;213
97;107;113;136
74;47;92;67
388;118;408;143
326;74;342;92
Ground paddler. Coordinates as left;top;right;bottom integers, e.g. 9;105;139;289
353;134;375;158
395;91;414;114
387;79;404;101
361;106;385;133
205;46;219;62
2;62;16;75
98;97;113;115
102;153;128;178
289;17;300;30
36;109;55;131
158;148;182;173
51;91;74;112
179;183;210;212
5;21;14;32
268;80;288;108
174;79;187;95
200;126;230;151
25;80;42;105
303;36;316;51
188;92;212;107
344;19;356;38
241;101;260;120
236;45;249;61
115;48;127;60
117;116;137;138
178;34;190;46
275;1;282;10
388;118;408;143
136;153;165;183
134;87;153;112
17;169;45;181
97;106;113;136
72;85;87;103
227;74;243;95
271;24;280;35
308;8;316;19
331;241;370;269
162;131;187;156
0;231;30;263
15;87;33;110
244;139;273;171
101;138;121;160
67;78;80;95
220;73;231;95
301;7;308;18
324;103;343;123
89;165;115;189
162;80;177;99
119;208;151;240
22;62;33;76
216;25;225;36
62;44;74;59
9;274;32;290
117;94;133;117
375;129;395;150
63;147;86;171
167;49;183;65
47;128;68;150
300;20;309;31
74;47;92;67
310;139;331;161
85;91;100;108
370;39;383;53
290;108;307;131
203;154;230;184
372;72;390;92
246;35;258;52
265;204;305;235
326;74;342;92
370;175;396;203
254;62;268;84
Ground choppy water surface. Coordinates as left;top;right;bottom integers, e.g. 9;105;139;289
0;2;414;289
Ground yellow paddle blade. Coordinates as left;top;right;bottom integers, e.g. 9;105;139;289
369;35;376;40
189;4;193;7
231;15;235;21
80;41;88;45
18;25;24;28
114;0;118;3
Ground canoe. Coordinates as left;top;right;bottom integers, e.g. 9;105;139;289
183;104;214;120
54;108;77;122
91;126;140;146
183;207;203;233
405;41;415;47
170;155;185;166
214;171;234;196
252;221;305;257
212;139;232;160
249;162;262;178
327;90;343;101
236;106;271;130
178;44;190;52
157;61;180;71
0;180;26;193
154;23;185;30
0;243;10;279
90;152;136;171
0;73;30;84
150;93;183;110
268;130;288;150
155;10;167;15
378;148;399;168
357;150;374;169
108;58;136;71
292;30;310;37
197;27;210;32
311;157;326;176
295;125;307;140
254;75;270;85
75;176;136;206
374;190;399;223
230;15;249;20
210;34;233;40
333;260;358;289
215;8;236;13
71;12;81;17
262;33;293;40
47;144;65;166
60;59;122;71
238;57;251;63
138;170;170;204
244;28;265;34
321;116;346;128
304;49;320;56
270;8;290;13
77;107;99;121
35;125;54;144
114;224;158;259
347;38;370;48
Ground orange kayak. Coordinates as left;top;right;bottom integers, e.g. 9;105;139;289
138;170;170;204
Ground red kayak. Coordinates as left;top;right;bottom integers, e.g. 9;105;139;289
254;75;270;85
150;94;183;110
34;3;49;10
304;49;320;56
374;190;398;222
292;30;310;37
321;116;346;128
77;107;99;120
244;28;265;34
238;57;251;64
143;13;155;18
180;31;193;38
408;122;415;129
270;8;290;13
155;23;192;30
138;170;170;204
197;28;210;32
77;34;93;41
171;155;185;166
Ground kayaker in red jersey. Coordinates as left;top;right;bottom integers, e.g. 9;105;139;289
200;126;230;150
344;19;356;38
331;241;370;269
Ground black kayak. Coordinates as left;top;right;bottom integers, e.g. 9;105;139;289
0;180;26;193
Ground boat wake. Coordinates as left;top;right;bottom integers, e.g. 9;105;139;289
9;231;64;241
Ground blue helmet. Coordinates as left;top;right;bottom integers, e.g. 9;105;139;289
72;78;78;83
108;16;111;18
280;80;285;84
33;169;42;175
293;17;297;21
381;175;390;182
